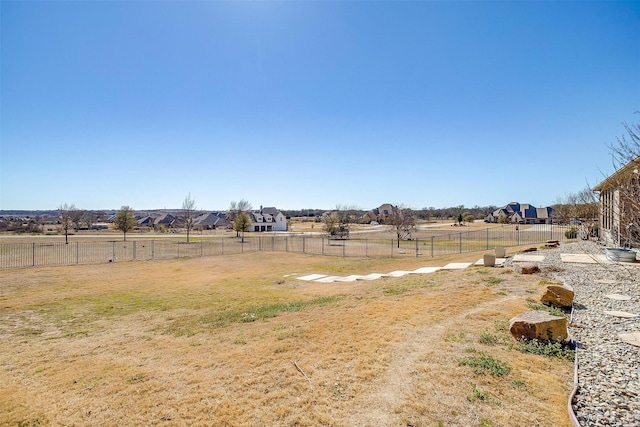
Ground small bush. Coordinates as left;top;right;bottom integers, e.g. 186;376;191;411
517;338;575;360
565;227;578;239
478;332;498;346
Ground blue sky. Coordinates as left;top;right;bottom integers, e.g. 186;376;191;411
1;1;639;211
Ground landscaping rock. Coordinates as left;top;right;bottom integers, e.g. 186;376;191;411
541;284;574;308
513;263;539;274
509;310;568;341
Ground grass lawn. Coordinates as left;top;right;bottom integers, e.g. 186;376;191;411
0;251;573;426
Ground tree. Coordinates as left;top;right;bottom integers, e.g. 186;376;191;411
83;211;97;231
113;206;137;241
388;206;416;247
229;199;253;237
233;212;252;242
58;203;77;244
322;212;340;237
181;192;196;243
605;117;640;246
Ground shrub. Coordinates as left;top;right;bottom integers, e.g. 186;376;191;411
517;338;575;360
565;227;578;239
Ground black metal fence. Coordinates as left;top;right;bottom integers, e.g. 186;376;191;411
0;224;569;269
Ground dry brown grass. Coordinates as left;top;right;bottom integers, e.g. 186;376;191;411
0;252;572;426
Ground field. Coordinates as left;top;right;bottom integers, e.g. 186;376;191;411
0;250;573;426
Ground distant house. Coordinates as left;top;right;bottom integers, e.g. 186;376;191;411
153;213;179;229
193;212;230;230
137;216;154;227
593;156;640;247
485;202;553;224
362;203;398;224
249;206;287;232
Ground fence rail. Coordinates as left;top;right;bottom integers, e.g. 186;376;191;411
0;224;569;269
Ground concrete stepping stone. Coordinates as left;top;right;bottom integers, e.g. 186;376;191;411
560;253;608;264
619;332;640;347
604;293;632;301
357;273;385;281
385;270;412;277
605;311;638;318
474;258;506;267
333;275;364;282
442;262;472;270
315;276;343;283
297;274;327;281
411;266;442;274
513;254;545;262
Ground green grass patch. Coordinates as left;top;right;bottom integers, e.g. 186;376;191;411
478;331;498;346
482;276;504;286
517;338;575;360
526;302;565;317
459;352;510;376
202;295;344;329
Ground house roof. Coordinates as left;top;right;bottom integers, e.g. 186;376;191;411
592;156;640;191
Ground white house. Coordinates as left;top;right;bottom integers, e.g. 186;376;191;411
249;206;287;232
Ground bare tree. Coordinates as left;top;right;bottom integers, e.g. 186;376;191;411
554;187;599;239
83;211;97;231
335;204;361;233
388;206;416;247
58;203;76;244
182;193;197;243
604;117;640;246
229;199;252;237
70;209;85;231
113;206;137;241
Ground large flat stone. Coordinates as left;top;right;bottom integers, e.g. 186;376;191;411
510;310;568;341
411;267;442;274
605;311;638;318
297;274;327;281
513;254;545;262
619;332;640;347
442;262;472;270
604;293;632;301
560;253;611;264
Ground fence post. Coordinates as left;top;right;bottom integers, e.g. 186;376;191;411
486;228;489;250
286;237;288;252
321;237;324;255
112;241;116;262
342;241;345;257
431;236;434;257
201;239;203;257
178;241;180;257
303;237;306;254
32;242;36;267
272;236;275;251
415;239;419;257
133;241;136;260
459;232;462;253
391;239;394;258
152;240;155;259
221;238;224;255
365;239;368;257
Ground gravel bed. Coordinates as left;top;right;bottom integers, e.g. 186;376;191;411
516;241;640;426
